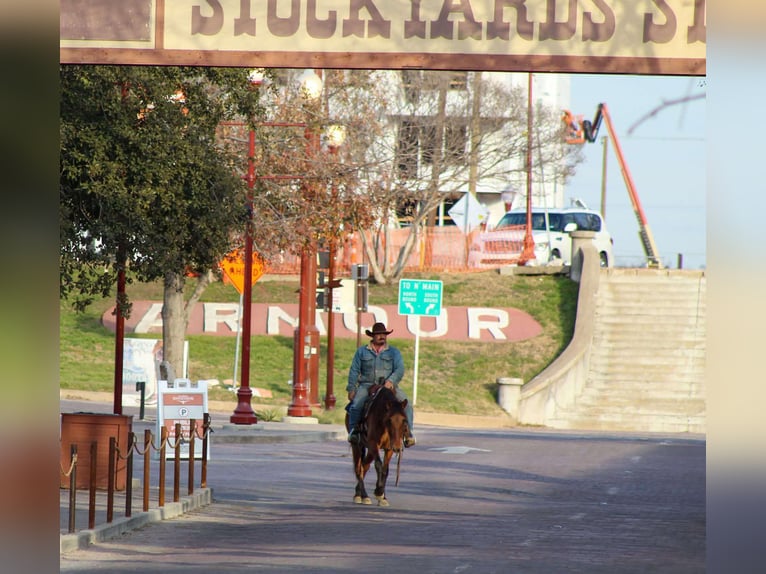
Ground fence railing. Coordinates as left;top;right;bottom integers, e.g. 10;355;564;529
60;415;211;534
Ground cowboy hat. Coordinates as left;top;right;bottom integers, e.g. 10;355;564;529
365;322;393;337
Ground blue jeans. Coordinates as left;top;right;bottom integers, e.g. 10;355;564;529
348;384;414;434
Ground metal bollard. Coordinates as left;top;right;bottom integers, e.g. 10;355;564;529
136;381;146;420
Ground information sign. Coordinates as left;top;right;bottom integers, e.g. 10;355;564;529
398;279;443;317
157;379;209;460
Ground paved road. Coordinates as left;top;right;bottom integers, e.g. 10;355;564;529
60;425;705;573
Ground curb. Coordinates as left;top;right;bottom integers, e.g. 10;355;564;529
211;428;347;444
60;488;212;554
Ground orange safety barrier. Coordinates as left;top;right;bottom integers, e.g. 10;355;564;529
252;226;521;276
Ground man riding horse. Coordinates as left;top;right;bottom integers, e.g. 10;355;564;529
346;322;416;448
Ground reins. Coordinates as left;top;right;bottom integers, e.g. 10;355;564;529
395;445;402;486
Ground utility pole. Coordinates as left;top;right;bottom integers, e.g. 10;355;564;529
600;135;608;219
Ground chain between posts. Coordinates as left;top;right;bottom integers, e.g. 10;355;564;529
61;415;212;535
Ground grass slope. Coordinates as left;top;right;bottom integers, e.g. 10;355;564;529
60;271;578;422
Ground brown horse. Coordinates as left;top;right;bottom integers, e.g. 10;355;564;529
347;385;410;506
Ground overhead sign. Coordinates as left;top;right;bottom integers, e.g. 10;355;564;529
398;279;443;317
60;1;705;76
220;249;265;295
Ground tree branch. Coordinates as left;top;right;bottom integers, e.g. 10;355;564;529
627;93;705;136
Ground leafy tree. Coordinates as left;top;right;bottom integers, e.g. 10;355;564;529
60;66;381;380
60;65;265;378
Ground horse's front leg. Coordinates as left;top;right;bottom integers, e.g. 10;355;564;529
374;449;393;507
353;444;372;505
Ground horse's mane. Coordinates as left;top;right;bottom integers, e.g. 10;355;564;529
366;385;407;420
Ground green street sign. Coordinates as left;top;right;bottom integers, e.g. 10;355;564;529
398;279;443;317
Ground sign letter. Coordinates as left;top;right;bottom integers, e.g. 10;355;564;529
404;0;427;38
307;0;337;39
192;0;224;35
687;0;706;43
343;0;391;38
643;0;677;44
134;303;164;334
538;0;577;41
431;0;482;40
582;0;615;42
203;303;240;333
234;0;257;36
467;308;509;340
407;312;448;338
267;0;301;37
487;0;534;41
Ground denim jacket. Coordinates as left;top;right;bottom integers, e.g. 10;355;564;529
346;344;404;393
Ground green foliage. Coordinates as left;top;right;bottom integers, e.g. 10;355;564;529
59;65;265;308
254;408;284;422
60;271;578;418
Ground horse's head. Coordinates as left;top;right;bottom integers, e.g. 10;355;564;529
365;387;409;453
382;391;409;453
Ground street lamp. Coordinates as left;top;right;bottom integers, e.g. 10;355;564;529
323;124;346;410
230;70;266;425
287;70;324;417
518;72;536;266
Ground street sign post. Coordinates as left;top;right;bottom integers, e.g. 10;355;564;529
398;279;443;316
219;249;266;391
397;279;443;405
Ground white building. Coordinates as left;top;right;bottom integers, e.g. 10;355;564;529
376;71;573;229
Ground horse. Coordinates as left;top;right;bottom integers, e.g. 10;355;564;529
346;384;410;506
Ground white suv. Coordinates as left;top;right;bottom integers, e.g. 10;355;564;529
469;207;614;268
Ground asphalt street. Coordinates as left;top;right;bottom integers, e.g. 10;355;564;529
60;414;705;574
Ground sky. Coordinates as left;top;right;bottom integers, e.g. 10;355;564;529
564;74;706;269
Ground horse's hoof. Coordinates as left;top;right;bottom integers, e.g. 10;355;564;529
353;496;363;504
363;497;372;505
377;498;390;507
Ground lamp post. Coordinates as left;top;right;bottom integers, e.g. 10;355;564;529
288;70;323;417
323;124;346;410
230;69;266;424
519;72;536;265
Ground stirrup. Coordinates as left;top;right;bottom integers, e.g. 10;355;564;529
404;435;416;448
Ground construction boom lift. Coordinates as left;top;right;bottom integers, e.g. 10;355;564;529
562;103;663;268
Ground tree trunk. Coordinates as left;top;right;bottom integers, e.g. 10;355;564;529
161;270;215;381
161;271;187;381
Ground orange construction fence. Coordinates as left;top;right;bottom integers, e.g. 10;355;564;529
254;226;524;276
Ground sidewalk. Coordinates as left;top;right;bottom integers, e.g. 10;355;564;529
60;389;516;553
59;388;518;433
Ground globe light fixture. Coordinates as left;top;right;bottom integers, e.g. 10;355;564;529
326;124;347;150
247;68;265;87
298;69;323;102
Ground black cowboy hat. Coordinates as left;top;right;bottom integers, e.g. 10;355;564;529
365;322;393;337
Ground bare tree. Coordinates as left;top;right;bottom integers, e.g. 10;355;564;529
342;71;583;283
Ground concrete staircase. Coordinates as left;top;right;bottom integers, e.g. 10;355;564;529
550;269;706;433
